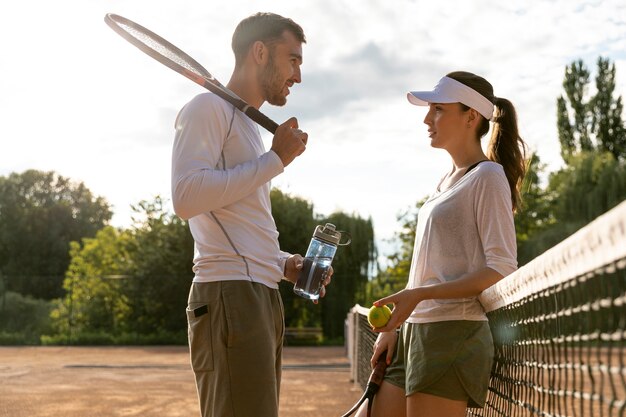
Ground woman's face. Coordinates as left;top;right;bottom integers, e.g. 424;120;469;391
423;102;469;150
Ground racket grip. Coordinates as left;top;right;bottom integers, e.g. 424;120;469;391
244;106;279;134
368;350;388;387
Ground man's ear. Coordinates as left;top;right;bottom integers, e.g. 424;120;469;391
251;40;268;65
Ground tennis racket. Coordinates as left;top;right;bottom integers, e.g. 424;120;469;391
340;351;388;417
104;13;279;134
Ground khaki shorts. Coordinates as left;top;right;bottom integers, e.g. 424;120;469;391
384;320;494;408
186;280;285;417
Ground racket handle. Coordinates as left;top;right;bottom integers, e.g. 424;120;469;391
340;351;389;417
244;106;279;134
368;354;388;387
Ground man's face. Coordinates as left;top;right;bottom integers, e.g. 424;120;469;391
259;31;303;106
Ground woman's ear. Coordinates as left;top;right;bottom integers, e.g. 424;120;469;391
467;108;478;128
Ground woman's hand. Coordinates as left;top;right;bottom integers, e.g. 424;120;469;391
373;288;423;333
371;331;398;367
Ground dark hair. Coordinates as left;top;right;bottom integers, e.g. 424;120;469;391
231;12;306;66
447;71;527;212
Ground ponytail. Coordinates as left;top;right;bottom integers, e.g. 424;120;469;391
488;97;527;212
446;71;528;212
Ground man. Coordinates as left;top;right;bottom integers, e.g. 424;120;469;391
171;12;328;417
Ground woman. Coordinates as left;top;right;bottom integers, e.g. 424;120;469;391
358;71;527;417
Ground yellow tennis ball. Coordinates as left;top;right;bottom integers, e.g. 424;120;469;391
367;305;392;328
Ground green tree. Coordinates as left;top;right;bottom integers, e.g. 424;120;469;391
590;58;626;159
271;189;320;329
557;60;592;161
530;56;626;261
50;197;193;342
51;226;133;341
50;191;376;344
367;200;422;303
557;57;626;161
319;212;375;339
520;151;626;262
0;170;112;299
271;189;377;340
550;151;626;225
123;197;194;335
515;153;553;265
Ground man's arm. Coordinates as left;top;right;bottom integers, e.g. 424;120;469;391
171;94;284;219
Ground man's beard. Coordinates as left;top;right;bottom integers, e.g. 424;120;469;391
259;53;287;106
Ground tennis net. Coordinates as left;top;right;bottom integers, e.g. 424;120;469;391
346;200;626;416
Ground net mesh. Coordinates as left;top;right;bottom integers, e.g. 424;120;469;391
346;200;626;416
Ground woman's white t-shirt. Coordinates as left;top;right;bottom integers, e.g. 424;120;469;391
406;161;518;323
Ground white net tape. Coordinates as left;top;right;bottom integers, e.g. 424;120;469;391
479;200;626;312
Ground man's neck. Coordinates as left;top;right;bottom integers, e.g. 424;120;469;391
227;68;264;109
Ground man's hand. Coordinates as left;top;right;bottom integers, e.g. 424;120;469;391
271;117;308;167
284;254;304;284
284;254;333;304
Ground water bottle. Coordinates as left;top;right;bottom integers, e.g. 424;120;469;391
294;223;349;300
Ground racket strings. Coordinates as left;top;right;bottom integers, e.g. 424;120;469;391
105;13;277;132
115;20;212;81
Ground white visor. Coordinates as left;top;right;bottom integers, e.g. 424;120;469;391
407;76;494;121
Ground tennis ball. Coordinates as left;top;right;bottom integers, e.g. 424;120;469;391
367;305;392;328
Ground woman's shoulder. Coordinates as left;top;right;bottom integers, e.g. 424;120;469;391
475;160;503;173
471;161;509;187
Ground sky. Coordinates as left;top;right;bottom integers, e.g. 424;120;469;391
1;0;625;262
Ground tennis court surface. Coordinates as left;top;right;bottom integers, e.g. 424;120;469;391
0;345;362;417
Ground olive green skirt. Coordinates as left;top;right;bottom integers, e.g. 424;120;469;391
384;320;494;408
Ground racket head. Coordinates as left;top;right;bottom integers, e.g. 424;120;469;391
104;13;279;134
104;14;230;94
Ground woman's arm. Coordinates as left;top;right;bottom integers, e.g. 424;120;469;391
373;267;503;332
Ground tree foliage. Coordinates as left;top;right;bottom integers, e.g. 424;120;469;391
50;197;193;342
272;188;320;329
0;170;112;299
557;57;626;161
517;151;626;263
49;191;375;343
515;153;553;265
51;227;134;340
516;57;626;263
366;200;421;303
590;58;626;159
319;211;375;339
124;198;195;335
271;189;376;340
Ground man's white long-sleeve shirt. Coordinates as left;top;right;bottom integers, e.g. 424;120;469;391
171;93;290;288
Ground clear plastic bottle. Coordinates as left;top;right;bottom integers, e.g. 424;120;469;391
294;223;344;300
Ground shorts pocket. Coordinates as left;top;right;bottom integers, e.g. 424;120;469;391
186;303;214;372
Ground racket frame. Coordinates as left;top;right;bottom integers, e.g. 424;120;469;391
104;13;279;133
